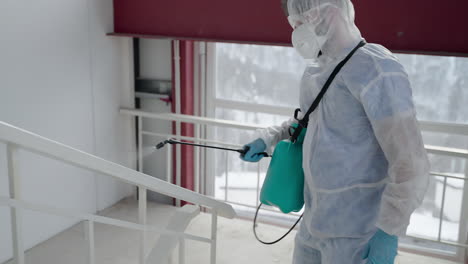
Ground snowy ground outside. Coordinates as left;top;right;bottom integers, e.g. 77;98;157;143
215;171;465;247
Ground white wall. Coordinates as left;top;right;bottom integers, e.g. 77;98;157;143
139;39;174;203
0;0;135;262
140;39;173;80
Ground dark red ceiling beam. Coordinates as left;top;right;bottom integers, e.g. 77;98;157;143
354;1;468;57
113;0;468;56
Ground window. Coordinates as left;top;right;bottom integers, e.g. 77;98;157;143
397;54;468;124
208;42;468;258
215;43;304;108
208;43;303;225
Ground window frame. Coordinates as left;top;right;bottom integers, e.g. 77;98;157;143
203;41;468;262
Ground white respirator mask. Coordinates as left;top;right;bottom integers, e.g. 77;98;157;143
291;23;327;60
289;4;335;61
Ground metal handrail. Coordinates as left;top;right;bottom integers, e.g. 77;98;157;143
420;121;468;136
0;121;236;219
120;108;266;131
426;145;468;159
120;108;468;159
121;107;468;138
205;99;468;136
121;108;468;255
0;196;212;244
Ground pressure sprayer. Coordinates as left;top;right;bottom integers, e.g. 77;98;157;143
156;40;367;245
155;136;304;245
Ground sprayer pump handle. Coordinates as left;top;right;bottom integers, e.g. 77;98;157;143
240;146;250;157
240;146;270;158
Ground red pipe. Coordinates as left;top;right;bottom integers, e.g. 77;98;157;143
171;40;195;206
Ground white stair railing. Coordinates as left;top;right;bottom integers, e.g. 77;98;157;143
0;121;236;264
120;107;468;261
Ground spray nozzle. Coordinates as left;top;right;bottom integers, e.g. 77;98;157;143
156;141;168;150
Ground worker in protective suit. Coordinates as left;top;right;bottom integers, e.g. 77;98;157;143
241;0;430;263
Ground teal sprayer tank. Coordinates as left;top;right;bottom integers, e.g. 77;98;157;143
260;124;307;214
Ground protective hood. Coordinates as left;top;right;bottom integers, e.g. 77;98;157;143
287;0;362;64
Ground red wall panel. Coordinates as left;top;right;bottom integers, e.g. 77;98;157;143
114;0;468;55
353;1;468;56
113;0;291;45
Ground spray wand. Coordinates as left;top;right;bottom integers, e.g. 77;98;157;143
155;139;270;158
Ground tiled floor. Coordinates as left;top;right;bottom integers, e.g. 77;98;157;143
184;212;461;264
3;198;462;264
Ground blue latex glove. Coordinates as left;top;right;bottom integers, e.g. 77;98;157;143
362;229;398;264
240;138;267;162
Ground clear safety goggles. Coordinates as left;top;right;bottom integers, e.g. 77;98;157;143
287;4;334;29
288;14;305;29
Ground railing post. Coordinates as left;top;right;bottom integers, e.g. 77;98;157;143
194;124;201;194
137;116;147;264
7;144;25;264
175;141;182;207
256;163;261;207
224;153;229;202
84;220;95;264
199;42;207;198
174;39;182;208
210;211;218;264
179;238;186;264
138;116;143;174
457;158;468;261
438;177;448;242
139;186;147;264
200;136;206;197
166;144;173;184
176;142;182;207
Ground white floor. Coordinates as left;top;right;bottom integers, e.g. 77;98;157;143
3;198;462;264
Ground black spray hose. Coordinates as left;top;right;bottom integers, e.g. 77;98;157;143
253;204;303;245
155;139;270;158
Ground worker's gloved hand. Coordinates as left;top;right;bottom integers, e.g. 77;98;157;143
240;138;267;162
362;229;398;264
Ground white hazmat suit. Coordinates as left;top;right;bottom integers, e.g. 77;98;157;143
257;0;430;263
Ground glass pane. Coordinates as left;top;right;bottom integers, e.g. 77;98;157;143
422;131;468;150
213;146;270;207
396;54;468;123
215;44;468;124
407;176;444;241
441;177;464;242
214;107;291;144
428;153;466;176
406;155;466;252
212;43;468;255
213;108;288;206
215;43;304;108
